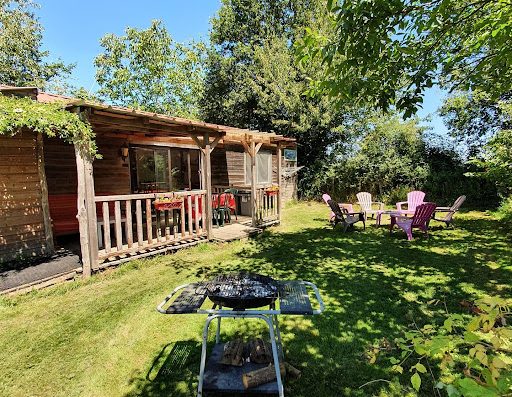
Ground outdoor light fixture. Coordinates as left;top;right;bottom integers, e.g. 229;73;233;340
120;143;129;161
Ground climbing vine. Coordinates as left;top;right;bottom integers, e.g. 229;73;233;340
0;94;97;156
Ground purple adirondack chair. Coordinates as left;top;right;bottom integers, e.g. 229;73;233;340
322;193;354;222
396;191;426;215
390;202;437;240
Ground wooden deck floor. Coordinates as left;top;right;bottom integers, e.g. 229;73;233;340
212;222;261;242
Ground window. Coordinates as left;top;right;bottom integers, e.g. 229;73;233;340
245;151;272;184
130;147;170;192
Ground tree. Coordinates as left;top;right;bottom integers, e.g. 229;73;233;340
471;102;512;198
94;20;205;119
345;113;429;196
0;0;72;88
298;0;512;117
202;0;347;195
440;90;512;159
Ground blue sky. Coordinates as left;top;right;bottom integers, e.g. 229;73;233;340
37;0;447;136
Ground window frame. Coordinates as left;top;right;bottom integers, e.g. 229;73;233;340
244;150;273;185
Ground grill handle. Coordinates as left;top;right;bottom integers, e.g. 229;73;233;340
156;283;190;314
302;281;325;314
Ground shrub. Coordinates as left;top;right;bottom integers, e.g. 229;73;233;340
495;196;512;231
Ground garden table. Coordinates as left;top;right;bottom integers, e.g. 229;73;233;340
376;210;405;226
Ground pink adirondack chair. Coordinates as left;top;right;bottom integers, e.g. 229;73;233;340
396;191;426;215
390;202;437;240
322;194;354;222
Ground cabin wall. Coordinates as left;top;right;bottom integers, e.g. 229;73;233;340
212;144;297;201
44;134;131;236
0;131;52;263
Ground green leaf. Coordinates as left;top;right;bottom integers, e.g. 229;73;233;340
467;317;481;332
457;378;499;397
464;331;480;343
415;363;427;374
411;372;421;391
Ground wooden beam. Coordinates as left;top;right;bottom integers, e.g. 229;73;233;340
277;143;282;222
36;132;54;254
209;134;222;152
241;139;251;156
75;145;92;277
204;133;213;239
255;142;263;155
187;151;192;189
251;140;257;227
190;133;205;153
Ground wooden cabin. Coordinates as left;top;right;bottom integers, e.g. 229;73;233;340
0;86;298;275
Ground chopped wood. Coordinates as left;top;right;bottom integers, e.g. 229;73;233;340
284;362;301;380
248;338;272;364
219;339;245;366
242;363;286;389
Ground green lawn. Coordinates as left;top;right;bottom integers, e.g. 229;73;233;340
0;201;510;397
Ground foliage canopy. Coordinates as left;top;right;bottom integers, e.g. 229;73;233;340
94;20;205;119
0;94;96;156
202;0;347;189
0;0;73;88
298;0;512;117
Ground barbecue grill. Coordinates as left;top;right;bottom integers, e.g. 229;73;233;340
157;272;324;397
201;272;278;309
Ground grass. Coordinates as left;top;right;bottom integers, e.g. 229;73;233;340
0;201;511;397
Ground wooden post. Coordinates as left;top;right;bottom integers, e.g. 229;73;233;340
277;143;282;222
36;132;54;255
251;141;257;227
75;143;99;278
204;134;213;239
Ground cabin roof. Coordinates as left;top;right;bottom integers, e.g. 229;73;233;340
1;85;296;146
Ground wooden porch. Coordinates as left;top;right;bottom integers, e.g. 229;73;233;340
69;101;295;277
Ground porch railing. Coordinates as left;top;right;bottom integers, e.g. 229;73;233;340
212;185;279;225
94;190;207;261
255;187;278;224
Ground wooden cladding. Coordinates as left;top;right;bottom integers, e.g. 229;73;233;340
95;190;207;262
0;132;53;263
44;135;130;196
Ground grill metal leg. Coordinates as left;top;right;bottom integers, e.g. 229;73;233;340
198;315;216;397
262;314;285;397
273;314;284;359
216;306;222;344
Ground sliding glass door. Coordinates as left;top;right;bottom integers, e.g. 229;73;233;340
130;146;201;193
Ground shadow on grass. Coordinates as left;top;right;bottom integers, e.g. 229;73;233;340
128;214;511;397
125;341;202;397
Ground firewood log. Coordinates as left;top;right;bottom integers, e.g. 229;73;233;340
248;338;272;364
219;339;245;366
284;362;301;379
242;363;286;389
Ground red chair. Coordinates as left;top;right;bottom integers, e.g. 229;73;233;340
390;203;437;240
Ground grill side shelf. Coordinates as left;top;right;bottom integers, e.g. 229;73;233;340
165;283;207;314
278;281;313;315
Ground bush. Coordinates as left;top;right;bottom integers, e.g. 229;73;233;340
495;196;512;230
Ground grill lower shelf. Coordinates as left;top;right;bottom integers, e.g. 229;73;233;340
203;343;282;394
